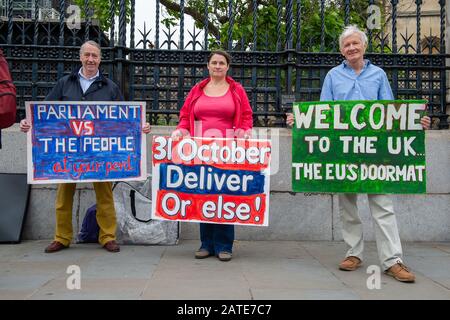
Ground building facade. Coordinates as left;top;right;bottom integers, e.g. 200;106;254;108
0;0;60;20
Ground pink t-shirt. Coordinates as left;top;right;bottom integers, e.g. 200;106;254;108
193;89;235;137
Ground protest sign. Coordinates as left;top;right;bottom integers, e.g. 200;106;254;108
151;136;271;226
26;101;146;184
292;100;426;193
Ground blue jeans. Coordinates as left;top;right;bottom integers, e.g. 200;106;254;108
199;223;234;255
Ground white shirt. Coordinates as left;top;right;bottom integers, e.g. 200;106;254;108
78;68;99;94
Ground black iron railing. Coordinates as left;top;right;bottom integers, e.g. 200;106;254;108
1;0;448;128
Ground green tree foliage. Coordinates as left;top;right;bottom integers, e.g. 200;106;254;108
75;0;382;52
73;0;131;31
161;0;372;51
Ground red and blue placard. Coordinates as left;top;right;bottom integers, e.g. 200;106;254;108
151;136;271;226
26;101;147;184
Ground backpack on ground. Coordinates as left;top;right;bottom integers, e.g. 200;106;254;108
77;176;179;245
0;49;17;129
77;204;100;243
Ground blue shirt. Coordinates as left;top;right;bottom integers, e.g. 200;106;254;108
78;68;99;94
320;60;394;101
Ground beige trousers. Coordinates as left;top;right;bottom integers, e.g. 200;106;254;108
339;194;403;270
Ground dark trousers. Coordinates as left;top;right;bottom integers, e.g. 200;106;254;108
200;223;234;254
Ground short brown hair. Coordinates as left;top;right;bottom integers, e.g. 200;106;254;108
208;50;231;65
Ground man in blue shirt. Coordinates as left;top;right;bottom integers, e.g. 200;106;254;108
288;25;430;283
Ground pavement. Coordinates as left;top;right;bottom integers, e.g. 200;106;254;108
1;240;450;300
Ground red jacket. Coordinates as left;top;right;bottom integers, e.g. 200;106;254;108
176;76;253;137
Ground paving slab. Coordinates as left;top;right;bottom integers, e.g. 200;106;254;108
0;240;449;300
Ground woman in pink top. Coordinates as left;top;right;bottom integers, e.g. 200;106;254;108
172;50;253;261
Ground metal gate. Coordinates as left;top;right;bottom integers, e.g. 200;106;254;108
1;0;448;128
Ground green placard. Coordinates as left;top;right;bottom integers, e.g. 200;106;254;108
292;100;426;194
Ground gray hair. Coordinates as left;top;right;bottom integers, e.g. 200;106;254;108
79;40;101;56
339;25;367;50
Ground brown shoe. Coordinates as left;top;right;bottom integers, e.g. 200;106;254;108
339;256;362;271
217;252;232;262
195;249;211;259
385;263;415;283
103;240;120;253
44;241;68;253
